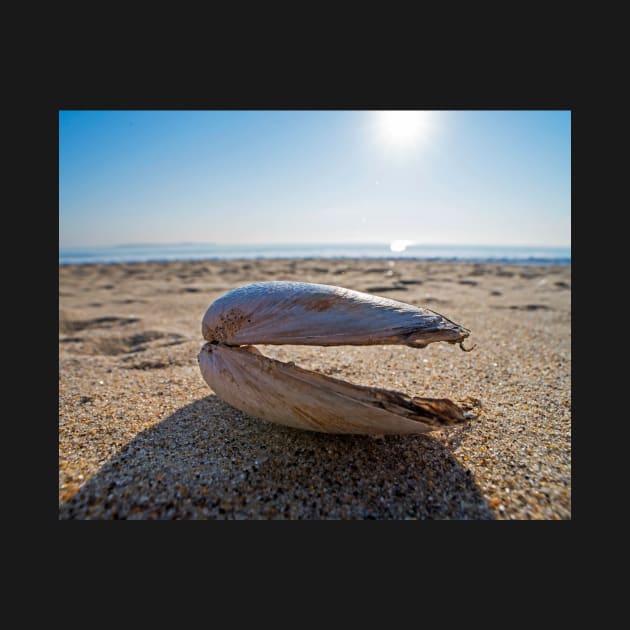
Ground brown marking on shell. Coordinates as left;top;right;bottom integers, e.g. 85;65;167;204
297;292;343;312
291;406;333;432
366;388;467;426
218;367;237;385
201;321;213;341
204;308;247;343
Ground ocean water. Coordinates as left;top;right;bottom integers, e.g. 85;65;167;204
59;243;571;266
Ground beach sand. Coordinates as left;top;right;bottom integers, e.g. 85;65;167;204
59;258;571;519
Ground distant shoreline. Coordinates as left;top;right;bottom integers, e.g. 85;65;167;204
59;256;571;267
59;244;571;267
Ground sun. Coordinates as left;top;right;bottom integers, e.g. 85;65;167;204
376;110;434;148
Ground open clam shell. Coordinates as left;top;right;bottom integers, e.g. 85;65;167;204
198;281;473;435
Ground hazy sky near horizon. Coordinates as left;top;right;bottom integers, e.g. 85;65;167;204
59;110;571;248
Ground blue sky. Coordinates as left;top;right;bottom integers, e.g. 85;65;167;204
59;110;571;248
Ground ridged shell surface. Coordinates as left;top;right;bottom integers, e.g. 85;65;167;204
202;281;469;348
198;343;466;434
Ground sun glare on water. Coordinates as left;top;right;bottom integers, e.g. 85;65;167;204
390;240;413;253
377;110;434;149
